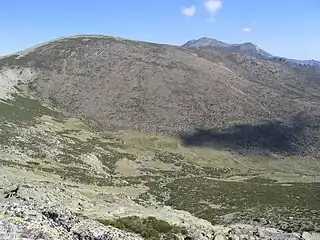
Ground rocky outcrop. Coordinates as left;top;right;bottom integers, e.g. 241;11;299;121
1;198;320;240
0;199;143;240
0;67;35;99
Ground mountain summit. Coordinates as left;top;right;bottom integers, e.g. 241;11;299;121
183;37;231;48
182;37;273;59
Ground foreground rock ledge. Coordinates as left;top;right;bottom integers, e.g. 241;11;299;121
1;199;319;240
0;199;144;240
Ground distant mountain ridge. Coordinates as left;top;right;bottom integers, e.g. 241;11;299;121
182;37;273;59
183;37;320;71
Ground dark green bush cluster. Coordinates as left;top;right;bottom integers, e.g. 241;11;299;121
98;216;186;240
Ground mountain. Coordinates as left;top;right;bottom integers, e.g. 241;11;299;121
183;37;273;59
1;35;320;156
1;35;320;238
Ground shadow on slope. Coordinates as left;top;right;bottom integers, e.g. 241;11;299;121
179;113;320;156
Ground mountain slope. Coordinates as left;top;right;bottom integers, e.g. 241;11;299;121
1;35;320;238
1;35;320;156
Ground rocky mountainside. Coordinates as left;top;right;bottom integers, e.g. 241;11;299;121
1;35;320;156
1;35;320;239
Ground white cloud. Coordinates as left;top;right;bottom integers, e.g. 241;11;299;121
182;6;196;17
204;0;222;14
243;27;252;33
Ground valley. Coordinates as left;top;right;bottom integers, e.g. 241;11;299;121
1;35;320;239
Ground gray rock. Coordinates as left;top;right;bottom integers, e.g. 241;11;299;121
0;199;75;240
214;234;226;240
223;224;301;240
42;206;80;231
229;236;240;240
72;219;144;240
302;232;320;240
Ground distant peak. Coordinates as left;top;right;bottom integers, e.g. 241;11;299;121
197;37;211;40
182;37;230;48
198;37;219;41
182;37;273;59
242;42;255;46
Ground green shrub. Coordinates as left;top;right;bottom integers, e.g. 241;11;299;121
98;216;184;240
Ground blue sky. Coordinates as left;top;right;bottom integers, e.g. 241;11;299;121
1;0;319;60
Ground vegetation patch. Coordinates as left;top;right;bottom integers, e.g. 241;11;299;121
153;150;184;164
98;216;187;240
0;93;63;125
161;177;320;230
26;161;41;166
245;176;278;184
